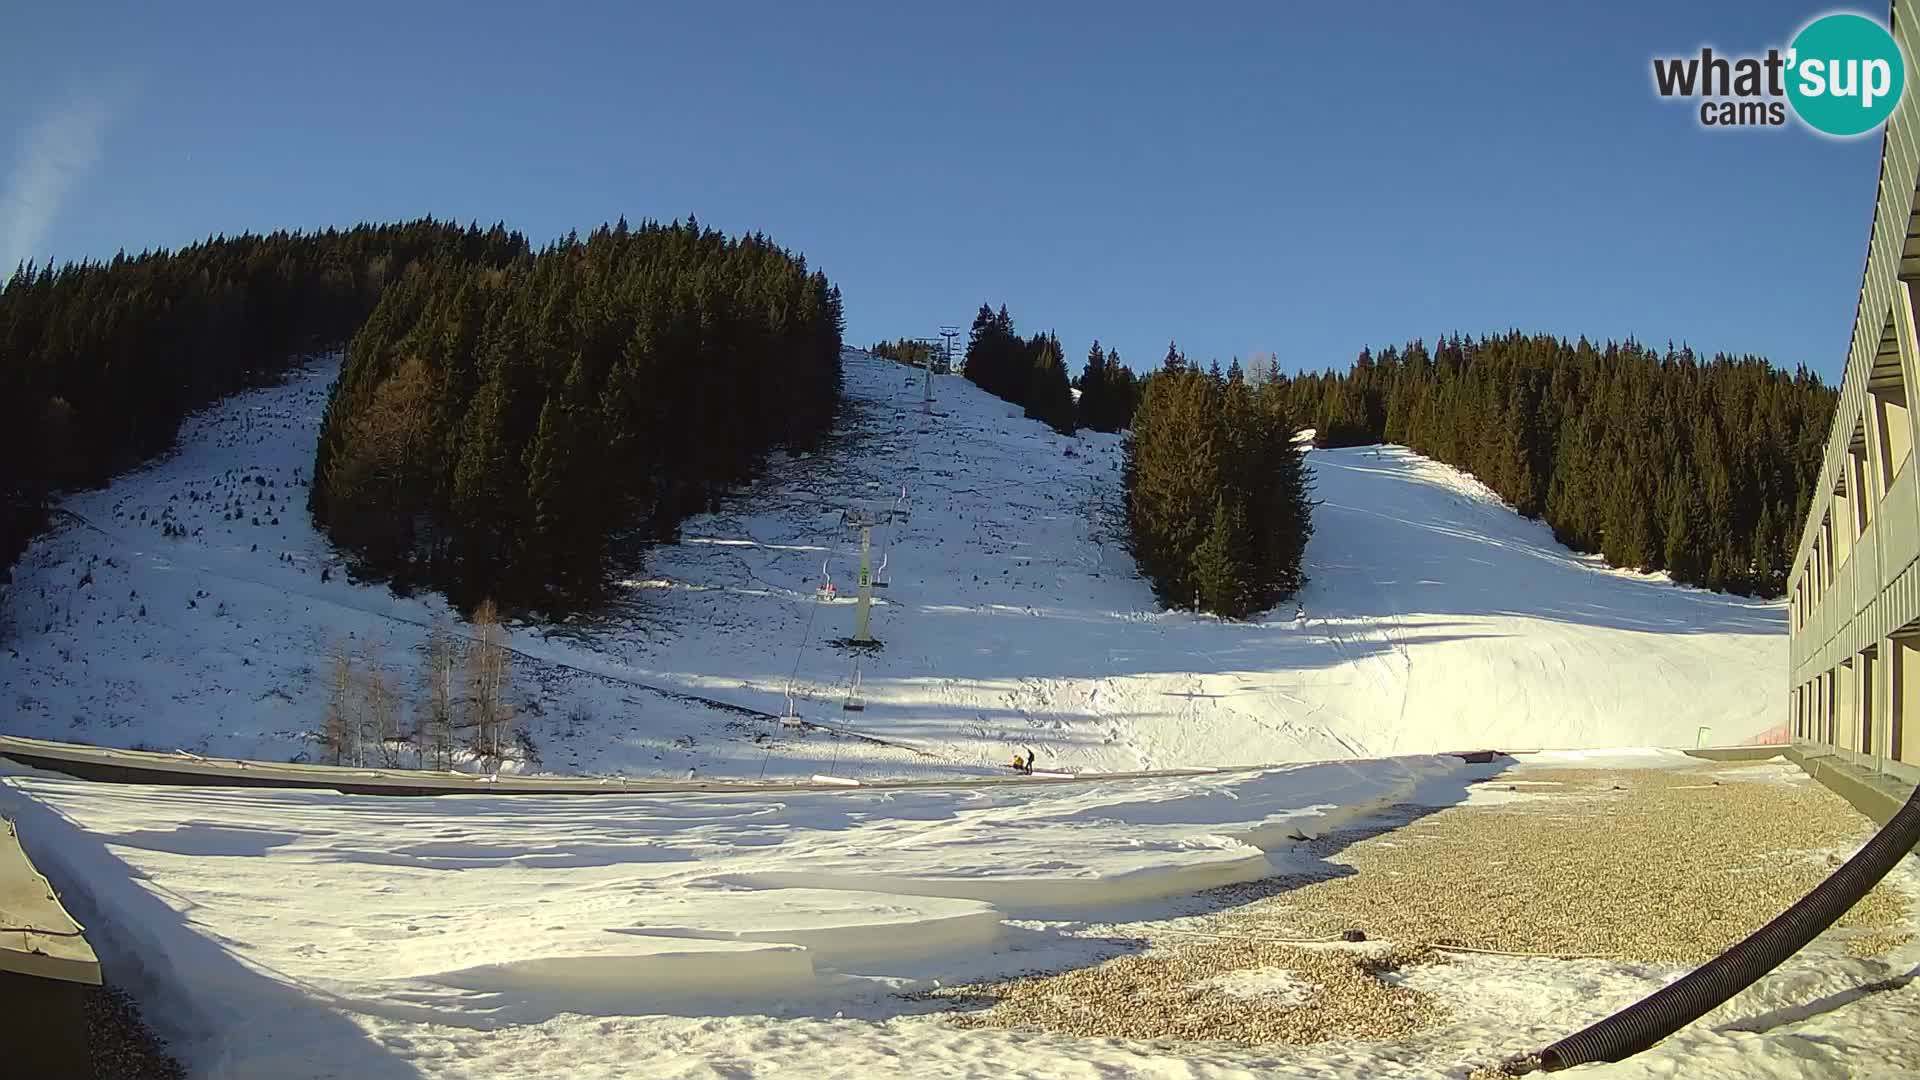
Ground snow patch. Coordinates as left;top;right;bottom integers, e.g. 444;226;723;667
426;937;816;998
1197;966;1314;1005
1519;748;1701;769
6;741;1914;1078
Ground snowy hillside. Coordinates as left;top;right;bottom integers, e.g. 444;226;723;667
0;350;1786;778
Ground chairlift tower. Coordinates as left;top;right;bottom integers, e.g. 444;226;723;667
940;325;960;374
840;507;886;644
837;487;908;645
921;338;935;414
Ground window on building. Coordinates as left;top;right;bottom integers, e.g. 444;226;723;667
1848;422;1873;533
1871;314;1911;495
1832;476;1856;565
1823;512;1837;584
1875;385;1911;493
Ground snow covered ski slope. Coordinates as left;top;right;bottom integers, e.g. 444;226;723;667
0;350;1785;778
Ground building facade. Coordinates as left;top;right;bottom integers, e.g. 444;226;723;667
1788;0;1920;786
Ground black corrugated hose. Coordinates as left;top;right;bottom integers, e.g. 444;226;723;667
1497;779;1920;1075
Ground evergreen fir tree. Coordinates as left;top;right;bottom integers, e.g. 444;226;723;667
1024;335;1077;435
1124;368;1312;617
1192;497;1254;617
1664;484;1702;581
1077;340;1110;431
1107;349;1139;431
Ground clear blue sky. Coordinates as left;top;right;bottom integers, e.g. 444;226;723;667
0;1;1886;381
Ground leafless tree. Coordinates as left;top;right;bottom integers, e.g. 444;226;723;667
347;634;383;767
322;638;355;764
363;639;402;768
1245;351;1280;388
466;598;513;769
417;617;459;770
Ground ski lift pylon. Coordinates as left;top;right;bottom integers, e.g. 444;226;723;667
843;659;866;712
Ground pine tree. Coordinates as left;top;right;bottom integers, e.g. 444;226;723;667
964;302;1030;407
1664;487;1701;581
1751;501;1783;593
523;374;607;607
1126;372;1221;605
1192;497;1254;617
1024;335;1077;435
1107;351;1139;430
965;303;997;380
1124;368;1310;616
1077;340;1109;431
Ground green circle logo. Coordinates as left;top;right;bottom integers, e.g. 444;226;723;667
1787;13;1906;136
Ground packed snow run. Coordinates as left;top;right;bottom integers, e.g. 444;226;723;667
5;750;1913;1078
1;755;1474;1073
0;349;1784;780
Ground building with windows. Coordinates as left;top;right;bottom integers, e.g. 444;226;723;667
1788;2;1920;789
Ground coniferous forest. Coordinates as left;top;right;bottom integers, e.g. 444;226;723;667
964;306;1302;617
1;218;841;617
309;219;844;613
1125;351;1314;618
869;338;943;368
1074;339;1143;434
960;304;1077;435
0;221;525;582
3;223;1829;617
1274;333;1835;597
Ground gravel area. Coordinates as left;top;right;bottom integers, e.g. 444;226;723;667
1211;761;1909;965
84;984;185;1080
943;940;1443;1044
939;758;1911;1047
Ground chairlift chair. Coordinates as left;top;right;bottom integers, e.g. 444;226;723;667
780;687;809;733
840;509;866;543
843;661;866;712
816;559;837;601
872;552;891;589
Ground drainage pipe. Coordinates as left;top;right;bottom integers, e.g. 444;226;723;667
1502;781;1920;1073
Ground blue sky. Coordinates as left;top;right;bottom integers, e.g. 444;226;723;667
0;1;1887;380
